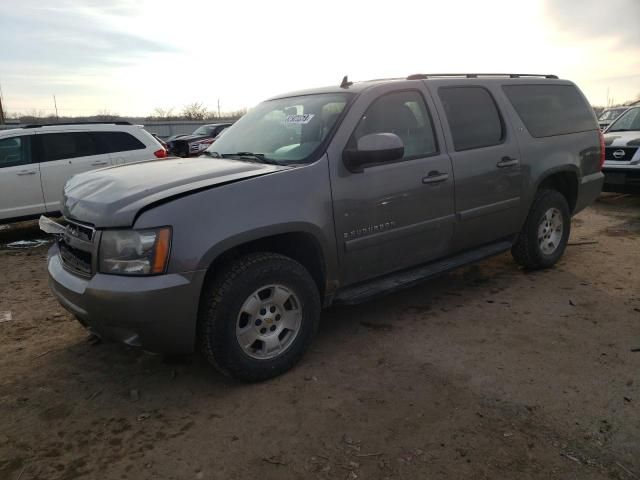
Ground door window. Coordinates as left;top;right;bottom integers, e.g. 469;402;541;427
39;132;96;162
90;131;146;154
349;90;438;159
0;136;32;168
438;87;504;151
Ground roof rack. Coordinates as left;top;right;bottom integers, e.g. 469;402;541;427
406;73;558;80
21;121;132;129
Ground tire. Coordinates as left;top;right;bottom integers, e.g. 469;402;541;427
511;189;571;270
199;252;321;382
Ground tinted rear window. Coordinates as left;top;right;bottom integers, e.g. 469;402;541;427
503;84;596;138
438;87;504;151
40;132;96;162
91;131;146;154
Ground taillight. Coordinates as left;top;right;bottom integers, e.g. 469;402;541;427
154;149;167;159
598;131;605;170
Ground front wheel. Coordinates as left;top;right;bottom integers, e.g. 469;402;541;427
199;253;321;382
511;189;571;269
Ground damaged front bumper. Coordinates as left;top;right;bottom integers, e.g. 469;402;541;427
48;243;206;354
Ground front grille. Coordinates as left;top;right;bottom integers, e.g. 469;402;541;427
605;147;638;161
66;221;95;242
59;219;96;277
59;239;92;276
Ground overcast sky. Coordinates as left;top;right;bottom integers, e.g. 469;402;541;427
0;0;638;117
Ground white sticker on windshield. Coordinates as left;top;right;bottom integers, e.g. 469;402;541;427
285;114;315;124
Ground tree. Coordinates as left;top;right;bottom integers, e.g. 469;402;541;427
182;102;209;120
150;107;175;119
95;109;119;121
18;109;46;124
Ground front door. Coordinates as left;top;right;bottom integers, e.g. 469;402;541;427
0;135;44;221
36;131;111;213
328;86;456;286
431;84;523;251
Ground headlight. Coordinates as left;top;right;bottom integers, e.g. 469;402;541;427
99;227;171;275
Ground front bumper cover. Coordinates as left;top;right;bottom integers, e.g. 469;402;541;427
48;243;206;354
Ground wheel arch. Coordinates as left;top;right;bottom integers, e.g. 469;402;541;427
199;225;330;301
533;166;580;214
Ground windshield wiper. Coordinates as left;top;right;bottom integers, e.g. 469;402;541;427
222;152;281;165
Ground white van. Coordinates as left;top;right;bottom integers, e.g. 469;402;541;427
0;122;167;222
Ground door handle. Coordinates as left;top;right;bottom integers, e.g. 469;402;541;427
16;170;36;176
497;156;519;168
422;171;449;184
91;160;109;166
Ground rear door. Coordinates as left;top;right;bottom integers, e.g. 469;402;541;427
430;83;523;251
0;135;44;220
37;131;111;213
328;84;456;285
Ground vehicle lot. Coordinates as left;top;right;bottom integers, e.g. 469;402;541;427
0;194;638;480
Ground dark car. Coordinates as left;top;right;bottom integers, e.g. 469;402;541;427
48;73;603;381
167;123;232;157
598;107;628;130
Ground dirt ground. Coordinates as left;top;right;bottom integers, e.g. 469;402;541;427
0;193;638;480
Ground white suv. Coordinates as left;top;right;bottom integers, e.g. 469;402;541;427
602;106;640;192
0;122;167;222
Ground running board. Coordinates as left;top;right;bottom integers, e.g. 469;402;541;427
333;240;513;305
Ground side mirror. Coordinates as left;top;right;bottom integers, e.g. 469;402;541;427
343;133;404;173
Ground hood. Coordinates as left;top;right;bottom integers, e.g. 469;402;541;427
63;157;287;228
603;130;640;147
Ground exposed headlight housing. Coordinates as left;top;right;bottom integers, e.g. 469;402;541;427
99;227;171;275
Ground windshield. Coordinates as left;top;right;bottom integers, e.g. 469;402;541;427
205;93;351;164
193;126;213;136
598;108;626;121
607;107;640;132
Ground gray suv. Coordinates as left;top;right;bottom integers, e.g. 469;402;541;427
48;74;604;381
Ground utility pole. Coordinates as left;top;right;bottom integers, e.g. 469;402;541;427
53;95;59;121
217;98;221;118
0;82;5;125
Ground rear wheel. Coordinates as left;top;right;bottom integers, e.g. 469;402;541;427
199;253;321;382
511;189;571;269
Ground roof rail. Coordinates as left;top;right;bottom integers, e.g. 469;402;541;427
21;121;132;129
406;73;558;80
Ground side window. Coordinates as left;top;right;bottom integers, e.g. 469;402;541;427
0;136;31;168
40;132;96;162
90;132;146;154
438;87;504;151
349;90;438;159
503;84;597;137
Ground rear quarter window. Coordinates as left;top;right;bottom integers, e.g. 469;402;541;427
91;131;146;154
502;84;597;138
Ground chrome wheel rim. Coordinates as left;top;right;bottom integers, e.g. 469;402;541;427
235;284;302;360
537;207;563;255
